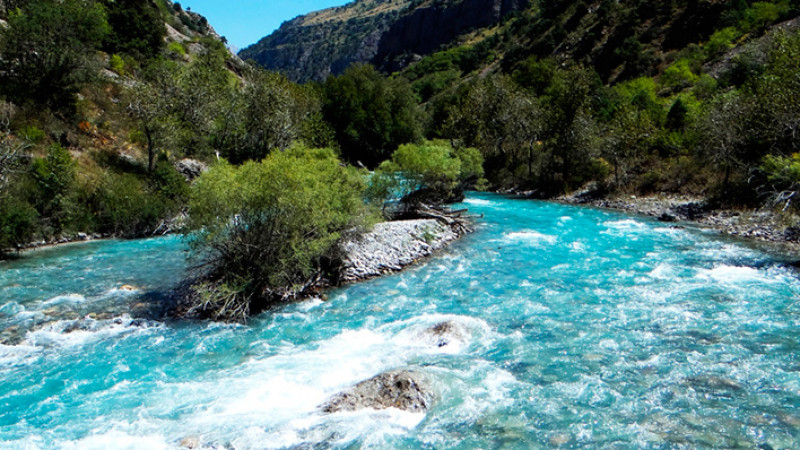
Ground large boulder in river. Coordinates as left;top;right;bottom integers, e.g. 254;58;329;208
320;370;433;414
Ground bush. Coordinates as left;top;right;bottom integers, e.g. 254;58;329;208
706;27;738;58
109;54;126;75
0;196;38;251
185;146;374;321
167;41;187;57
30;144;76;232
660;59;699;89
760;153;800;210
95;172;166;236
20;126;46;144
371;140;485;206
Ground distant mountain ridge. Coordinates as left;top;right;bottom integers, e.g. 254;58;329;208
239;0;528;82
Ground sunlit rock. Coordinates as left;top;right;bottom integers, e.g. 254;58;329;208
320;370;433;414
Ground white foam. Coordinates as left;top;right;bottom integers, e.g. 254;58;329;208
103;287;141;297
61;430;170;450
41;294;86;306
699;265;770;284
23;317;160;348
462;198;492;206
388;314;493;355
0;342;40;368
649;263;675;280
602;219;648;236
503;231;557;246
570;241;586;252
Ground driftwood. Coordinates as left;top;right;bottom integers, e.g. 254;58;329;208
413;204;473;236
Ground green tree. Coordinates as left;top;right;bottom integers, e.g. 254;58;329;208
759;153;800;210
0;0;110;112
185;145;374;322
540;66;601;191
126;61;182;172
101;0;166;60
30;144;76;232
445;75;543;185
322;64;422;168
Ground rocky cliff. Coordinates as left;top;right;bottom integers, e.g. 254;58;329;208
239;0;528;82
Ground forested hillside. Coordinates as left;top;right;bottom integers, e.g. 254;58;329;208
0;0;324;251
397;0;800;200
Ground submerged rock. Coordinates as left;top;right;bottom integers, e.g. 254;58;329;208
422;321;467;348
685;375;744;392
320;370;433;414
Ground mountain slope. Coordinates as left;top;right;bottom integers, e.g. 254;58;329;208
239;0;528;82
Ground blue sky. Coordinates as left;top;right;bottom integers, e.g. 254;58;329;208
183;0;352;52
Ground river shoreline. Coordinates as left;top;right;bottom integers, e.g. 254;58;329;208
550;189;800;255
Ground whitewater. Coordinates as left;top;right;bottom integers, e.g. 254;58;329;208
1;192;799;448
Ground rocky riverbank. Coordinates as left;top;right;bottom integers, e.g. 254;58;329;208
339;218;467;283
557;190;800;253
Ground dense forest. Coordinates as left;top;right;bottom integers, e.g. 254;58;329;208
2;0;800;319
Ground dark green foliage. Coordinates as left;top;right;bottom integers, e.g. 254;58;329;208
102;0;166;60
30;144;76;232
512;56;557;96
0;196;38;251
150;155;189;205
0;0;110;112
322;64;422;168
666;98;689;130
94;172;167;236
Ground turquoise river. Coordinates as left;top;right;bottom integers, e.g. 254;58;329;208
1;193;799;448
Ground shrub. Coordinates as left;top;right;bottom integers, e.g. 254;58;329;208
167;41;187;57
706;27;738;58
660;59;699;89
184;146;374;321
20;126;46;144
109;54;125;75
0;196;38;251
95;172;165;236
30;144;76;232
371;140;484;206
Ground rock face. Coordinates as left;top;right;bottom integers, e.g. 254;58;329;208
340;219;460;282
239;0;529;82
320;370;433;414
375;0;527;72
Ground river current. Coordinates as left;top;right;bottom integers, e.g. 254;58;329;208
1;193;799;448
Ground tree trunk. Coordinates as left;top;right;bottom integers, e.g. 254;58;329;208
145;127;156;173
